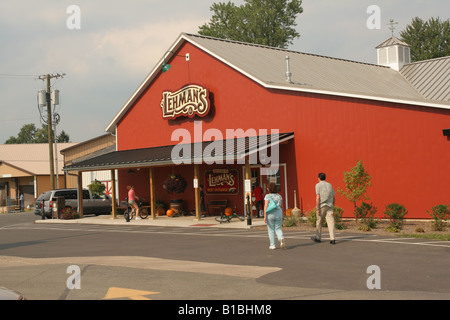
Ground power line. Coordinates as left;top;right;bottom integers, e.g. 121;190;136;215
0;73;38;77
0;117;37;123
0;73;39;80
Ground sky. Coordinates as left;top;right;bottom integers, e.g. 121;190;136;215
0;0;448;144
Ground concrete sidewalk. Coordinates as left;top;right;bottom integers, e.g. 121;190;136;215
35;214;266;229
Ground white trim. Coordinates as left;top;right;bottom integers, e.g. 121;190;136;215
244;133;294;158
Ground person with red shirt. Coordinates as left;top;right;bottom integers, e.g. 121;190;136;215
252;182;264;218
127;185;140;220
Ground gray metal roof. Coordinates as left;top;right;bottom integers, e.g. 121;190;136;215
105;33;450;133
400;56;450;102
185;33;441;105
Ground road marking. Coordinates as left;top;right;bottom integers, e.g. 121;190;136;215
103;287;159;300
0;255;281;278
4;223;450;248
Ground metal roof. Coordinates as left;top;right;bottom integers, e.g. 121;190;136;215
187;34;433;101
63;133;293;172
400;56;450;102
0;143;78;175
376;36;410;49
105;33;450;134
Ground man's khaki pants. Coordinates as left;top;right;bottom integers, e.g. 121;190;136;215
315;205;335;241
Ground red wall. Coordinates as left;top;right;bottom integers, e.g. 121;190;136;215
117;41;450;219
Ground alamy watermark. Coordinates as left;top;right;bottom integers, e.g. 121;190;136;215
66;5;81;30
366;5;381;30
170;121;280;175
66;265;81;290
366;265;381;289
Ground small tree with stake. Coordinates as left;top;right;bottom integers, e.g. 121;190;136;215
338;160;372;222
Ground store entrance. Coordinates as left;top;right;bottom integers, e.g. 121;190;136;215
244;164;287;216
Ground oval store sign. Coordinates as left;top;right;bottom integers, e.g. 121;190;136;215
161;85;210;119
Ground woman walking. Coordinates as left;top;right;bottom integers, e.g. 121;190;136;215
264;182;286;250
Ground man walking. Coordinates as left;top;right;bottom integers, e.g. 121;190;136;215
311;173;336;244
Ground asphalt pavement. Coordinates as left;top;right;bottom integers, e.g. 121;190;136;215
34;213;266;228
1;212;450;302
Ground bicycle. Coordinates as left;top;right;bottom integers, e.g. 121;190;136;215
215;207;246;224
124;198;149;222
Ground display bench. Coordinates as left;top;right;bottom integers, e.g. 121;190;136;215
207;199;228;215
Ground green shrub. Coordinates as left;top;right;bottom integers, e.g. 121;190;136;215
307;208;318;227
283;215;303;227
356;202;379;230
61;207;79;220
428;204;449;231
306;207;348;230
333;207;348;230
384;203;407;232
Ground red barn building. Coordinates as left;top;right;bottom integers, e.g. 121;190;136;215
66;33;450;219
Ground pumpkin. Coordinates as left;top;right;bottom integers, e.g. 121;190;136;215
285;208;292;217
166;209;174;217
224;207;233;216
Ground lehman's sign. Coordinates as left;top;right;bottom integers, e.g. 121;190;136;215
161;85;210;119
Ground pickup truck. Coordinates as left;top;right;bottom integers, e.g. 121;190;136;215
35;188;112;219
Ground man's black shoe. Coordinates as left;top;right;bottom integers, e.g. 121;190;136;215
311;237;321;243
330;240;336;245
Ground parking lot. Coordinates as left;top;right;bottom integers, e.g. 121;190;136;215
1;212;449;300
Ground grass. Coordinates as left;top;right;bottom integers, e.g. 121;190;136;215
398;233;450;241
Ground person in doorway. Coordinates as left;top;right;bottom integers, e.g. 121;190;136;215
19;194;24;211
264;182;286;250
252;182;264;218
127;185;140;220
200;185;207;217
311;173;336;244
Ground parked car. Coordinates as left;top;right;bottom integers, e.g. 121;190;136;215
36;188;112;219
34;191;51;218
0;287;26;300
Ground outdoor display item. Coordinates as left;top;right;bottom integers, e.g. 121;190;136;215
163;174;187;194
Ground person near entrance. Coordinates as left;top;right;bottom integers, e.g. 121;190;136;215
252;182;264;218
311;173;336;244
127;185;140;220
264;182;286;250
200;185;207;217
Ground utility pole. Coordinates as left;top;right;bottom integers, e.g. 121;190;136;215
38;73;64;190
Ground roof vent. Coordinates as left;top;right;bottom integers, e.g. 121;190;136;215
285;56;292;83
376;36;411;71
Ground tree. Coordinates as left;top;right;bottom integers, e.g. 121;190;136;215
5;123;37;144
56;130;70;143
400;17;450;62
338;160;372;222
88;180;106;197
5;123;71;144
198;0;303;49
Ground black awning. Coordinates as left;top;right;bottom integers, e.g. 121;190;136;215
64;132;294;172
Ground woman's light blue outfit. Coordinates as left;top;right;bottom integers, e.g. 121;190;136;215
264;193;284;247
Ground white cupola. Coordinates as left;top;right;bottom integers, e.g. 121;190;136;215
376;36;411;71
